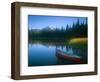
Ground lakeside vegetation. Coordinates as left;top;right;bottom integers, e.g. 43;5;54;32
28;18;88;51
68;37;87;49
29;19;87;40
68;38;87;45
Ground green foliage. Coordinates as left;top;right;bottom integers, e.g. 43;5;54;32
29;19;87;40
68;38;87;49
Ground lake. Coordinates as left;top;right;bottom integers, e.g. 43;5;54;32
28;40;87;66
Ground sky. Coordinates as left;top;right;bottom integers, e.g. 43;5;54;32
28;15;87;30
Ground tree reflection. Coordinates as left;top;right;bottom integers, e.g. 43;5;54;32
29;39;87;64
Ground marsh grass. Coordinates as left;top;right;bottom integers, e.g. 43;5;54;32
68;38;87;49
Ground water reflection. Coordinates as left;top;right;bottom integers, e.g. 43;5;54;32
28;40;87;66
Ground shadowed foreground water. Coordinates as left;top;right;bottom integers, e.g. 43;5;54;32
28;40;87;66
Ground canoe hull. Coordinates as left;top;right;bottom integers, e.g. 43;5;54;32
56;50;82;63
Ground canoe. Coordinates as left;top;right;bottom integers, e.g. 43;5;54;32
56;49;82;63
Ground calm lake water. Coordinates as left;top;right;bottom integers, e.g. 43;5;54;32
28;41;87;66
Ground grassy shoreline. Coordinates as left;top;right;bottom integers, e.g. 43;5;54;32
68;37;87;46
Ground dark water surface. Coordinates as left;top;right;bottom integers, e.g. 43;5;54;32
28;40;87;66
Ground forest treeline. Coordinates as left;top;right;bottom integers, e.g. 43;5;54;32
29;19;87;40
